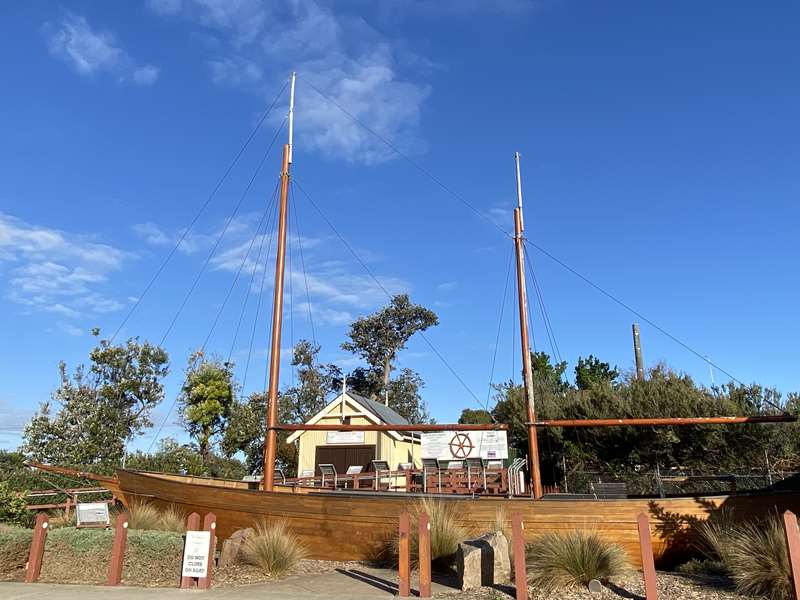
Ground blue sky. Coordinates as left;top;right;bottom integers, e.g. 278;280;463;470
1;1;799;452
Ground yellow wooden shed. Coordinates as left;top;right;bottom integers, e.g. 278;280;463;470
286;390;420;478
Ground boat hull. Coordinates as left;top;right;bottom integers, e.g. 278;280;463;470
111;469;800;567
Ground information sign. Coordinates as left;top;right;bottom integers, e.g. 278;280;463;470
182;530;211;578
326;431;365;444
421;431;508;461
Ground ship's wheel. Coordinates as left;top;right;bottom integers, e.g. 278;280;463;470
448;433;474;458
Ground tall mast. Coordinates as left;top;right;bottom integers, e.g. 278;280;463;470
263;72;296;491
513;151;543;499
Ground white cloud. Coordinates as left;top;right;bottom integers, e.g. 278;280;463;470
147;0;430;164
0;212;130;321
45;13;160;86
57;322;86;337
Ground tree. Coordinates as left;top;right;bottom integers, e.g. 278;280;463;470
179;352;236;461
574;355;618;390
22;336;169;467
385;368;430;424
281;340;342;423
341;294;438;394
222;341;340;476
458;408;493;425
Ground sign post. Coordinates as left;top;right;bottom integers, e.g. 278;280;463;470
180;512;202;589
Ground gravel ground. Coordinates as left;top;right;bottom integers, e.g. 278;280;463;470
437;572;747;600
214;559;367;586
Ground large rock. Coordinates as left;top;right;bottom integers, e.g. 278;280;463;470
457;531;511;590
219;527;254;568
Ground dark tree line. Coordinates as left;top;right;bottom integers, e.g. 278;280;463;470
460;352;800;493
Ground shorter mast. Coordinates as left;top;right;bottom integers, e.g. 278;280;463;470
513;152;544;499
263;72;296;492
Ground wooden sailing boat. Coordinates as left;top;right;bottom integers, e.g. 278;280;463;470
34;72;800;568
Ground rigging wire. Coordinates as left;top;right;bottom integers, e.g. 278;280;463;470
300;76;771;409
290;183;317;347
201;123;287;351
287;198;295;388
300;76;511;240
158;120;288;347
227;180;281;364
524;244;563;366
522;238;786;414
486;246;514;412
110;81;289;342
241;192;280;395
292;175;497;420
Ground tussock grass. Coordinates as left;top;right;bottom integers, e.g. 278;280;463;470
124;501;186;532
241;520;308;578
703;515;791;600
376;498;468;568
47;509;75;530
525;530;627;591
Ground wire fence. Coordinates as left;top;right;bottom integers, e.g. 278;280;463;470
560;469;800;497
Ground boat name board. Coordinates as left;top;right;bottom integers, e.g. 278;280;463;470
421;431;509;460
326;431;365;444
182;530;211;578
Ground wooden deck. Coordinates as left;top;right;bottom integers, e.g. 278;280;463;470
113;469;800;568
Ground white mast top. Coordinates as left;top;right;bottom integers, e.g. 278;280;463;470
287;71;297;164
514;151;524;232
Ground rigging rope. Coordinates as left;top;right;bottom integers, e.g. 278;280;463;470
290;183;317;347
158;120;288;347
241;190;280;395
524;244;563;366
486;246;514;412
522;238;786;414
227;180;281;364
300;75;772;406
292;176;496;420
201;123;287;351
110;81;289;342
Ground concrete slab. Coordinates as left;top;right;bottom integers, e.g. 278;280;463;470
0;567;460;600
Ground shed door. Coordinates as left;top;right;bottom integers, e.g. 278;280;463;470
314;445;376;475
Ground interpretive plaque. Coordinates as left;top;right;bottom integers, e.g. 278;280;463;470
421;431;508;461
182;530;211;578
76;502;110;528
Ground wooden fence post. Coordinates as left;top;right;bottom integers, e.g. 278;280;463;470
636;513;658;600
511;513;527;600
180;512;201;589
107;512;129;586
25;513;49;583
398;512;411;597
782;510;800;599
198;512;217;590
418;512;431;598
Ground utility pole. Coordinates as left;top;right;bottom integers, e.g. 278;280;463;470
632;323;644;381
263;72;296;492
513;152;543;500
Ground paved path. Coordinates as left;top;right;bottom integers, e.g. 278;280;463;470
0;568;460;599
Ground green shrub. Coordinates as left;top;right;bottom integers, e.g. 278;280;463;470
525;530;628;591
0;525;33;581
241;521;308;577
0;481;31;528
676;558;728;577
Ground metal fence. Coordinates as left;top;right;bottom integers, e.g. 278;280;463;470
561;469;800;497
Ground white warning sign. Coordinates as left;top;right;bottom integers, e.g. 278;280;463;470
421;431;508;460
182;530;211;578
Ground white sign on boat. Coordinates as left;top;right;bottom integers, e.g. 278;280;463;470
76;502;110;527
326;431;365;444
182;530;211;578
421;431;508;461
